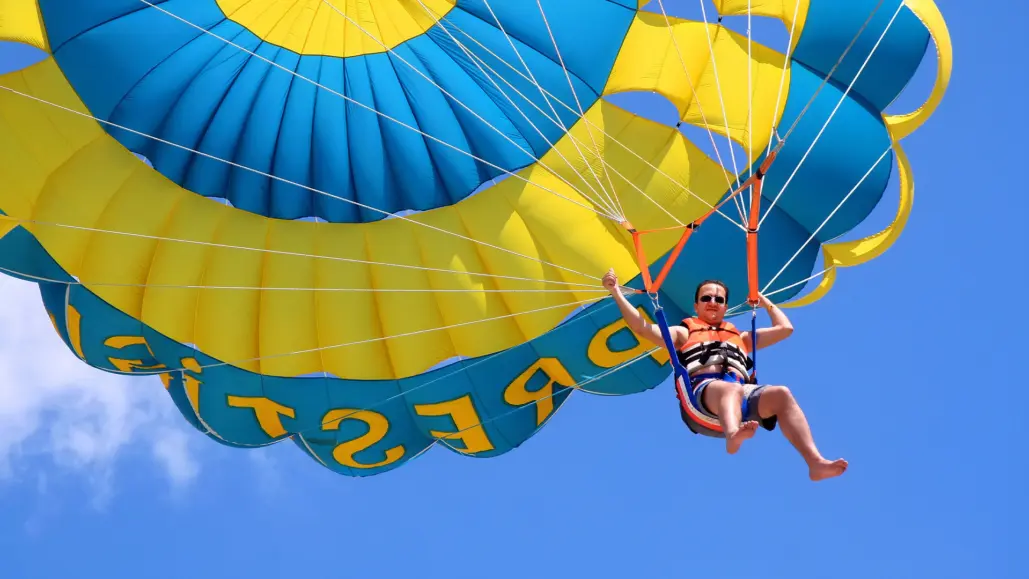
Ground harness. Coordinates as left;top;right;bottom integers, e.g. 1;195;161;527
617;145;778;436
677;318;755;384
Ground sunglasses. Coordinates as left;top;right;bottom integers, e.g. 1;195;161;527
699;295;726;304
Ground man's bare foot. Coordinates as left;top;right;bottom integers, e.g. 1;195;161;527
808;458;848;481
725;421;758;454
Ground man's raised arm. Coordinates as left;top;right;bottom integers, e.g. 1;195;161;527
602;268;671;348
747;293;794;350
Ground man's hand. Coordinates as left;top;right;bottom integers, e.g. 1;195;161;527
602;267;619;294
748;292;793;350
601;266;669;348
758;292;775;309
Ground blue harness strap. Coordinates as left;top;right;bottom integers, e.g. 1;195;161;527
740;309;758;419
653;307;682;371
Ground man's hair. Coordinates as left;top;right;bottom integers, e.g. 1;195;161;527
694;279;729;303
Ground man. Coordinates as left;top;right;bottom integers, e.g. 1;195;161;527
602;268;848;482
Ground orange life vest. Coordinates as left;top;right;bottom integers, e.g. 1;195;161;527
677;317;753;380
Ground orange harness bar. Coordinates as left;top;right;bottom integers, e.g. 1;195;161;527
623;151;777;305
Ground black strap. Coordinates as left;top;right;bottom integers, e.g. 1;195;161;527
686;324;740;338
679;342;753;371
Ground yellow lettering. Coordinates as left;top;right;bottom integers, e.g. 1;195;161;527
181;357;202;373
105;336;148;349
62;305;169;375
226;396;296;438
66;304;85;359
413;395;494;454
503;358;575;426
103;336;168;373
587;306;670;368
322;408;405;469
183;373;201;409
160;357;202;408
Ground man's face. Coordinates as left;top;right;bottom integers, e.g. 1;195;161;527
695;283;727;323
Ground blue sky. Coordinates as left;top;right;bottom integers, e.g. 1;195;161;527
0;1;1022;577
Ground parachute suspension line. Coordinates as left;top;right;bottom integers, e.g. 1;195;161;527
767;265;834;298
724;142;891;317
774;0;888;148
477;0;622;219
696;0;748;219
0;216;606;292
0;84;606;286
413;1;690;231
131;2;621;225
0;264;611;294
227;294;606;373
757;0;883;182
761;144;893;293
767;0;802;157
654;0;749;226
413;2;745;233
474;0;624;218
308;0;621;221
533;0;627;221
759;0;902;230
140;298;654;449
12;290;606;378
726;264;835;316
405;1;625;220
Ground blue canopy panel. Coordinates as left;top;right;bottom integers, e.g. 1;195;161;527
37;0;638;223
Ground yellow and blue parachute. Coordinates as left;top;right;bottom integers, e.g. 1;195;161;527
0;0;950;475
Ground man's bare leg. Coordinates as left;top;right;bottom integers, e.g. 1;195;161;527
757;386;847;481
702;380;758;454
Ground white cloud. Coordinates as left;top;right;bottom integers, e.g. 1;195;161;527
0;276;202;501
152;426;201;488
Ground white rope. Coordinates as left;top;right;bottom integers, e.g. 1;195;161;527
72;294;608;376
0;265;607;294
767;0;802;157
414;2;700;230
696;0;747;219
133;0;622;224
0;83;604;285
654;0;749;225
477;0;624;217
758;0;902;230
761;144;893;292
300;338;661;444
414;3;747;231
406;0;626;219
726;143;891;315
315;0;626;220
765;263;835;298
534;0;627;220
724;263;835;316
0;213;603;291
774;0;887;146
